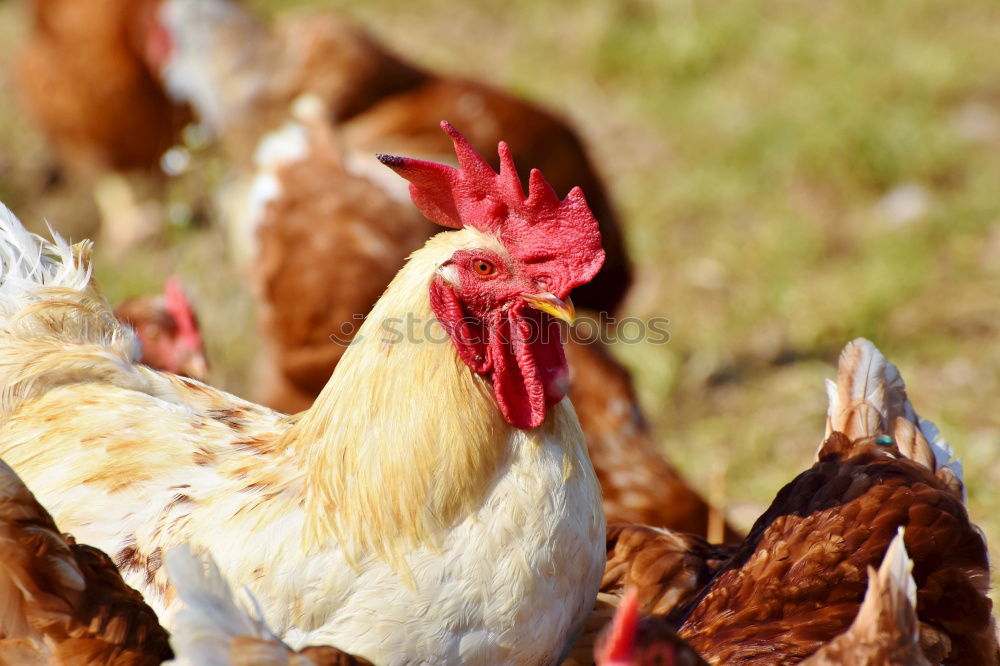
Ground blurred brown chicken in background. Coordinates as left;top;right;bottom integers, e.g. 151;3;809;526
14;0;183;175
152;0;630;313
13;0;189;251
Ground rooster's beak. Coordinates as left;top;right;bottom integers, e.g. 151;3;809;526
521;292;576;325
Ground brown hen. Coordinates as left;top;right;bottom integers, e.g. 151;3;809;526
675;339;998;665
249;101;435;410
14;0;186;175
0;459;171;666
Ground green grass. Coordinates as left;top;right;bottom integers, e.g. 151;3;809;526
3;0;1000;602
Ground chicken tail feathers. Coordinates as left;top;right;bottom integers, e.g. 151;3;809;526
862;527;919;639
819;338;964;499
165;545;296;666
0;203;144;418
0;203;92;309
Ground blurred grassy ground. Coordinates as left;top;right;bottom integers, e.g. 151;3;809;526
1;0;999;599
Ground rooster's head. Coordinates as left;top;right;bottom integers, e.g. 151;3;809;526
378;122;605;429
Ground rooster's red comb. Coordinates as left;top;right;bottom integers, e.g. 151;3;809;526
377;121;604;298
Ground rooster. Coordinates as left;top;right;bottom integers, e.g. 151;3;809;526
248;96;732;540
114;277;209;381
151;0;629;314
0;459;171;665
0;123;606;664
675;339;997;664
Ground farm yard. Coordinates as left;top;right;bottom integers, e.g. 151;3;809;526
0;0;998;662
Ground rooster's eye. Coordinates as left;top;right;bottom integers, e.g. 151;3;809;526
472;259;496;276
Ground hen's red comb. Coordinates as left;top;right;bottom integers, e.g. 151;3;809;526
597;587;640;665
377;121;604;298
164;277;201;347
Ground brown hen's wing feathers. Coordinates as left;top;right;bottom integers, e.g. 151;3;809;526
0;462;171;666
802;530;931;666
14;0;187;174
602;522;735;616
677;340;996;665
566;340;740;540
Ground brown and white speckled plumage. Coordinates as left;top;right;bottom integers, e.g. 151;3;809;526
0;458;171;666
676;339;997;665
0;186;604;664
802;529;931;666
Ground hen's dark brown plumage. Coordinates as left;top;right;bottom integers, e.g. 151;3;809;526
675;339;997;665
801;530;931;665
0;460;172;666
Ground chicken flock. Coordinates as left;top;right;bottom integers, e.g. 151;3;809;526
0;0;996;664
